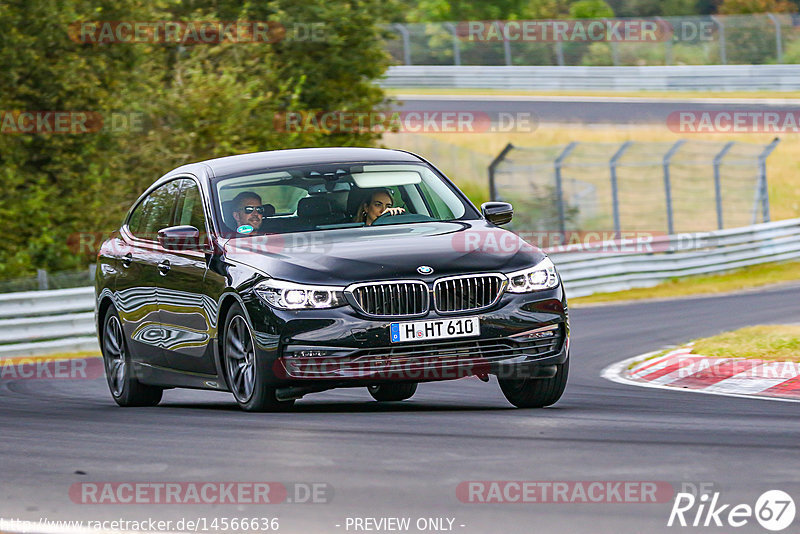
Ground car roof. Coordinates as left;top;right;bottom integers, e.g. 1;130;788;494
179;147;426;180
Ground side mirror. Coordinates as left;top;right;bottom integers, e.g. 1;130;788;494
158;225;203;251
481;202;513;226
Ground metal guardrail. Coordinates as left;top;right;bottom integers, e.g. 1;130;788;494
549;217;800;297
0;287;98;357
0;218;799;356
381;65;800;91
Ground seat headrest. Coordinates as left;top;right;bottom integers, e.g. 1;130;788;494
297;196;334;219
347;187;369;218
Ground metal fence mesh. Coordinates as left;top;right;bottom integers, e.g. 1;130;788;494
386;14;800;66
491;139;778;234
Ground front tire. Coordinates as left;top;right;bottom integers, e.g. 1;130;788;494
223;303;294;412
101;306;163;407
368;383;417;402
498;360;568;408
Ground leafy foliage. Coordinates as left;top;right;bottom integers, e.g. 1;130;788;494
0;0;398;277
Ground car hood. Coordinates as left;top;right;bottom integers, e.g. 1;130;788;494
222;220;546;286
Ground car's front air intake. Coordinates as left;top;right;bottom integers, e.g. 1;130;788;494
433;274;506;313
349;281;429;317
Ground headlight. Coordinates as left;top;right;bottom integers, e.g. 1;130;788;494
255;279;347;310
506;257;559;293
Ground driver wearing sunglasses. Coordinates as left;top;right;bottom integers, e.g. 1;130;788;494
231;191;265;232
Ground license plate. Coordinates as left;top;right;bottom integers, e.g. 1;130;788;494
390;317;480;343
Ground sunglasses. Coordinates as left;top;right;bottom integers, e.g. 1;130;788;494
239;206;265;214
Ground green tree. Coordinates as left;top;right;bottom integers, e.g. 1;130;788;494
569;0;615;18
0;0;400;279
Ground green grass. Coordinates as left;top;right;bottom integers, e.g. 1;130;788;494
570;260;800;305
692;325;800;363
385;87;800;100
0;351;100;362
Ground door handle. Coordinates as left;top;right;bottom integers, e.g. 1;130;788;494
158;260;170;276
121;253;133;268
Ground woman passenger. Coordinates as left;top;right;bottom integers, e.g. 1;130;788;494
354;188;405;225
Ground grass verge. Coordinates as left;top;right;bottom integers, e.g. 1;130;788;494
691;325;800;363
383;125;800;222
570;260;800;305
0;351;100;362
385;87;800;100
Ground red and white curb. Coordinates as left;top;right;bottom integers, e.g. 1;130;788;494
602;344;800;403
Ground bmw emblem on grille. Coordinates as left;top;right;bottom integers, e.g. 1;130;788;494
417;265;434;275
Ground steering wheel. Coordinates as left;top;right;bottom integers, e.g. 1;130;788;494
371;212;437;226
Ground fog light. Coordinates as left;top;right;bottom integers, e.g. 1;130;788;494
511;324;559;340
295;350;327;358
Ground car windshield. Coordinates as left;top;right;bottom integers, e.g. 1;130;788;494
212;161;477;236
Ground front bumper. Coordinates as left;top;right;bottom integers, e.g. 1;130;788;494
247;286;569;386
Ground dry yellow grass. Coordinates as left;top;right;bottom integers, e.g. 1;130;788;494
691;325;800;362
384;125;800;221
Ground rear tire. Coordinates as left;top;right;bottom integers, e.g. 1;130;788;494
223;303;294;412
498;360;568;408
368;383;417;402
101;306;163;407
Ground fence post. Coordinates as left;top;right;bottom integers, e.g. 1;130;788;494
712;141;735;230
766;13;783;63
554;142;579;237
663;140;685;236
555;41;565;66
443;22;461;66
488;143;515;202
757;137;780;223
393;24;412;65
609;141;632;239
502;22;512;66
37;269;48;291
656;17;672;65
711;16;727;65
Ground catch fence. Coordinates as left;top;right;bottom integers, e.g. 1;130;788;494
385;14;800;66
489;139;779;236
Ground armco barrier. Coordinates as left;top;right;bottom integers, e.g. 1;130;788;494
381;65;800;91
1;218;799;356
549;218;800;297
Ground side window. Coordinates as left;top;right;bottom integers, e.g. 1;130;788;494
128;180;181;240
127;200;147;237
175;179;207;231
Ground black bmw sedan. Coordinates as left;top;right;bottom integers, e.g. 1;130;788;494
95;147;569;411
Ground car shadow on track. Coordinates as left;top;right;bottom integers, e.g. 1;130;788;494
156;400;517;413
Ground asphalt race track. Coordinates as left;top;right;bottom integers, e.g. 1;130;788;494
2;284;800;534
393;94;800;125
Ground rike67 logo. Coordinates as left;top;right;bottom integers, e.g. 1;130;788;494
668;490;795;531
